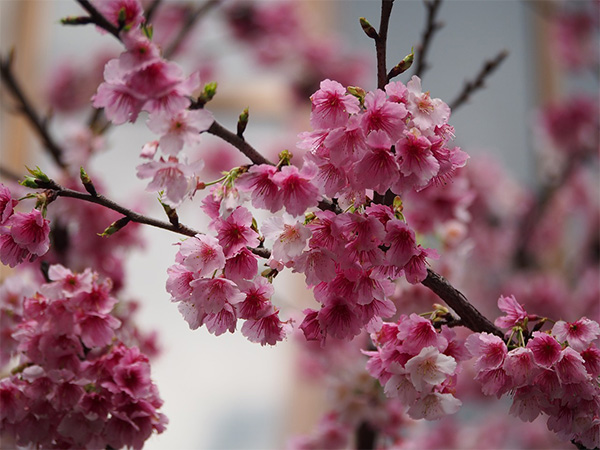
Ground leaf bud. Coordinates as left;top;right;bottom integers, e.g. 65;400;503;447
237;107;249;138
360;17;378;39
80;167;98;197
99;217;131;237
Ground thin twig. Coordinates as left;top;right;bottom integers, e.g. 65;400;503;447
74;0;121;39
421;269;504;337
38;178;202;238
413;0;443;80
0;55;66;169
163;0;221;59
448;50;509;111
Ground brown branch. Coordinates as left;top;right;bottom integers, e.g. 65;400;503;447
207;120;272;166
163;0;221;59
449;50;509;111
0;54;66;169
413;0;444;80
37;179;202;238
74;0;121;39
421;269;504;337
376;0;395;90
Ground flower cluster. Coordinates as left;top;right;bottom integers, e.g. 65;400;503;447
0;183;50;268
0;265;167;449
364;313;469;420
299;77;468;200
166;231;291;345
467;295;600;449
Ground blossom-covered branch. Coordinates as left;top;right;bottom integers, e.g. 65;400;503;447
449;49;509;111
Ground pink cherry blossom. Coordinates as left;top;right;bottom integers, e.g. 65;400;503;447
147;109;214;155
309;79;360;129
317;295;362;340
273;163;320;217
353;131;399;194
361;89;407;140
404;346;457;391
223;248;258;281
403;245;438;284
407;392;461;420
552;317;600;352
0;183;17;225
92;81;145;125
526;331;562;368
406;75;451;131
204;302;237;336
178;234;225;276
495;295;529;329
189;277;245;314
465;332;508;372
216;206;259;258
136;156;204;206
0;233;34;268
293;248;337;286
241;306;287;346
396;129;440;185
384;219;418;268
397;314;446;354
236;164;283;213
262;215;311;264
236;278;273;320
9;210;50;256
554;347;590;385
93;0;144;29
502;347;539;387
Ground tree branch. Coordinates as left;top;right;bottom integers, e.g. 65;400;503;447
376;0;395;90
421;268;504;337
449;49;508;111
0;54;66;169
413;0;443;80
207;120;272;166
37;179;202;238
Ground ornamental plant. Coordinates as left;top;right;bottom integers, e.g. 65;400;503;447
0;0;598;449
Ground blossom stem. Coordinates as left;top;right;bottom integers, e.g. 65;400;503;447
413;0;444;80
448;49;509;111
